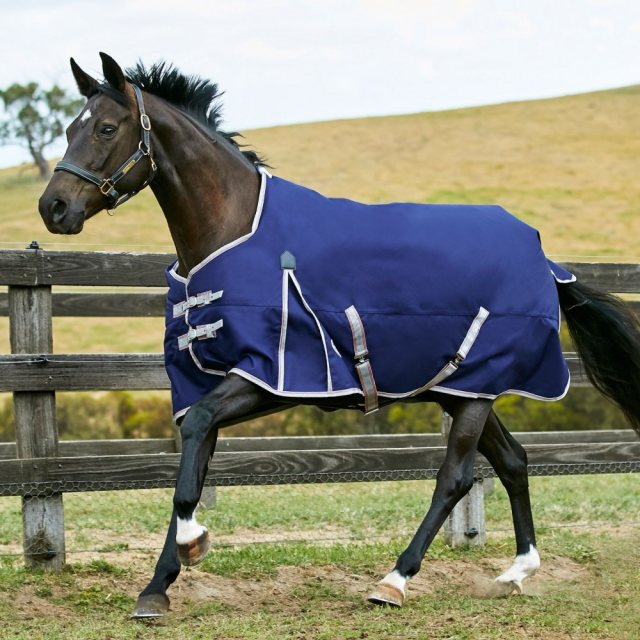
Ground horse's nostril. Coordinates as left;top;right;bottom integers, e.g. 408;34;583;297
50;199;68;223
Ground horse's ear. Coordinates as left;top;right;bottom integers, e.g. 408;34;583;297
100;52;126;92
70;58;97;98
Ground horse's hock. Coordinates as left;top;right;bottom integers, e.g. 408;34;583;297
0;248;639;570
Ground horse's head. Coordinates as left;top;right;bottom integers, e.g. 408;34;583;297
39;53;156;234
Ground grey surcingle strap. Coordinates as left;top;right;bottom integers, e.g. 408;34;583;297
345;305;379;414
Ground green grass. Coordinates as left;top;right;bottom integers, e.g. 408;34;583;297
1;475;637;553
0;476;638;638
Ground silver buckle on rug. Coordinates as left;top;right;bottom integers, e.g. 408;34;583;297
173;290;223;318
178;319;224;350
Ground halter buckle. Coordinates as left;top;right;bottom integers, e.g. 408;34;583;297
99;179;115;196
140;114;151;131
138;140;150;156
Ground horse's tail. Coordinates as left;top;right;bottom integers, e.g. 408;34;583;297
557;279;640;434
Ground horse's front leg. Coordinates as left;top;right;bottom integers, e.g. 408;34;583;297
132;508;180;618
132;374;270;618
172;374;271;565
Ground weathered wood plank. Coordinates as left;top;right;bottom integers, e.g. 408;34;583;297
0;441;638;493
0;292;167;317
0;250;174;287
0;351;591;392
9;286;65;570
0;353;170;391
0;448;446;488
0;293;636;319
0;438;176;460
217;430;638;450
524;441;640;466
0;251;638;291
0;430;634;460
563;262;640;293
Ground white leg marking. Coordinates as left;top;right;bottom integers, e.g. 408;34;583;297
495;545;540;593
176;515;207;545
79;108;92;124
380;569;408;594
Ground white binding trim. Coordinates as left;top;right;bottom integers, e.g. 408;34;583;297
177;364;571;414
423;372;572;402
288;271;333;392
173;406;190;422
168;167;269;283
277;269;291;391
184;305;227;375
229;368;361;398
549;266;577;284
187;343;227;376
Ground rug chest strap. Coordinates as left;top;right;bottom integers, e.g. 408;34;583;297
345;305;378;414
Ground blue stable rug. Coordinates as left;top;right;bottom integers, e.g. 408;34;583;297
165;170;574;420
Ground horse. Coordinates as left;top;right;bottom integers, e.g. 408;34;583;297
38;53;640;619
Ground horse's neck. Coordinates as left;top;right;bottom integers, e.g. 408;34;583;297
148;102;260;276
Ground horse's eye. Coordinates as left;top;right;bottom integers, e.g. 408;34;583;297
99;125;117;137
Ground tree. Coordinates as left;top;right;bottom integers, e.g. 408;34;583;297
0;82;82;179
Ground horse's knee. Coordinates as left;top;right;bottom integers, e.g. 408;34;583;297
179;402;216;442
500;443;529;495
436;466;474;504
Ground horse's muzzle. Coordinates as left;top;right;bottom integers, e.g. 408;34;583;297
38;194;85;234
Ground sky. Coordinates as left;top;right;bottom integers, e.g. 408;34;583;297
0;0;638;167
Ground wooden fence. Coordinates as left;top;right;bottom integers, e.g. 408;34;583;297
0;248;639;569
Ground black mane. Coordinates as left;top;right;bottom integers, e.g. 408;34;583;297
98;61;262;165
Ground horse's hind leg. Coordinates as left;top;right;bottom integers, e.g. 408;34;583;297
477;410;540;594
368;398;492;607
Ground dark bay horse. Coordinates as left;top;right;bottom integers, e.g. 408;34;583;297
39;53;640;618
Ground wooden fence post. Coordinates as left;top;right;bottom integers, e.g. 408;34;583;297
441;412;486;547
9;284;65;570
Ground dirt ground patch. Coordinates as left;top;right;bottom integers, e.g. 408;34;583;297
8;552;590;622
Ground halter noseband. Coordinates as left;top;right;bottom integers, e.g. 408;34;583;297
54;84;157;210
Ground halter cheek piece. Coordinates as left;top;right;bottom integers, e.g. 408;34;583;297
54;84;157;210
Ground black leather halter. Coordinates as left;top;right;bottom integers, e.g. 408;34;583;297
54;84;157;210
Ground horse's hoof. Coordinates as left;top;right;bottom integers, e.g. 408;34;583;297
508;579;523;595
130;593;170;619
367;582;405;608
177;529;211;566
495;578;523;596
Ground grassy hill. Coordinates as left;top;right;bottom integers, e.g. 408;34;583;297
0;85;638;355
1;84;638;257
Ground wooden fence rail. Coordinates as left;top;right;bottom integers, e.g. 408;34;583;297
0;249;638;568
